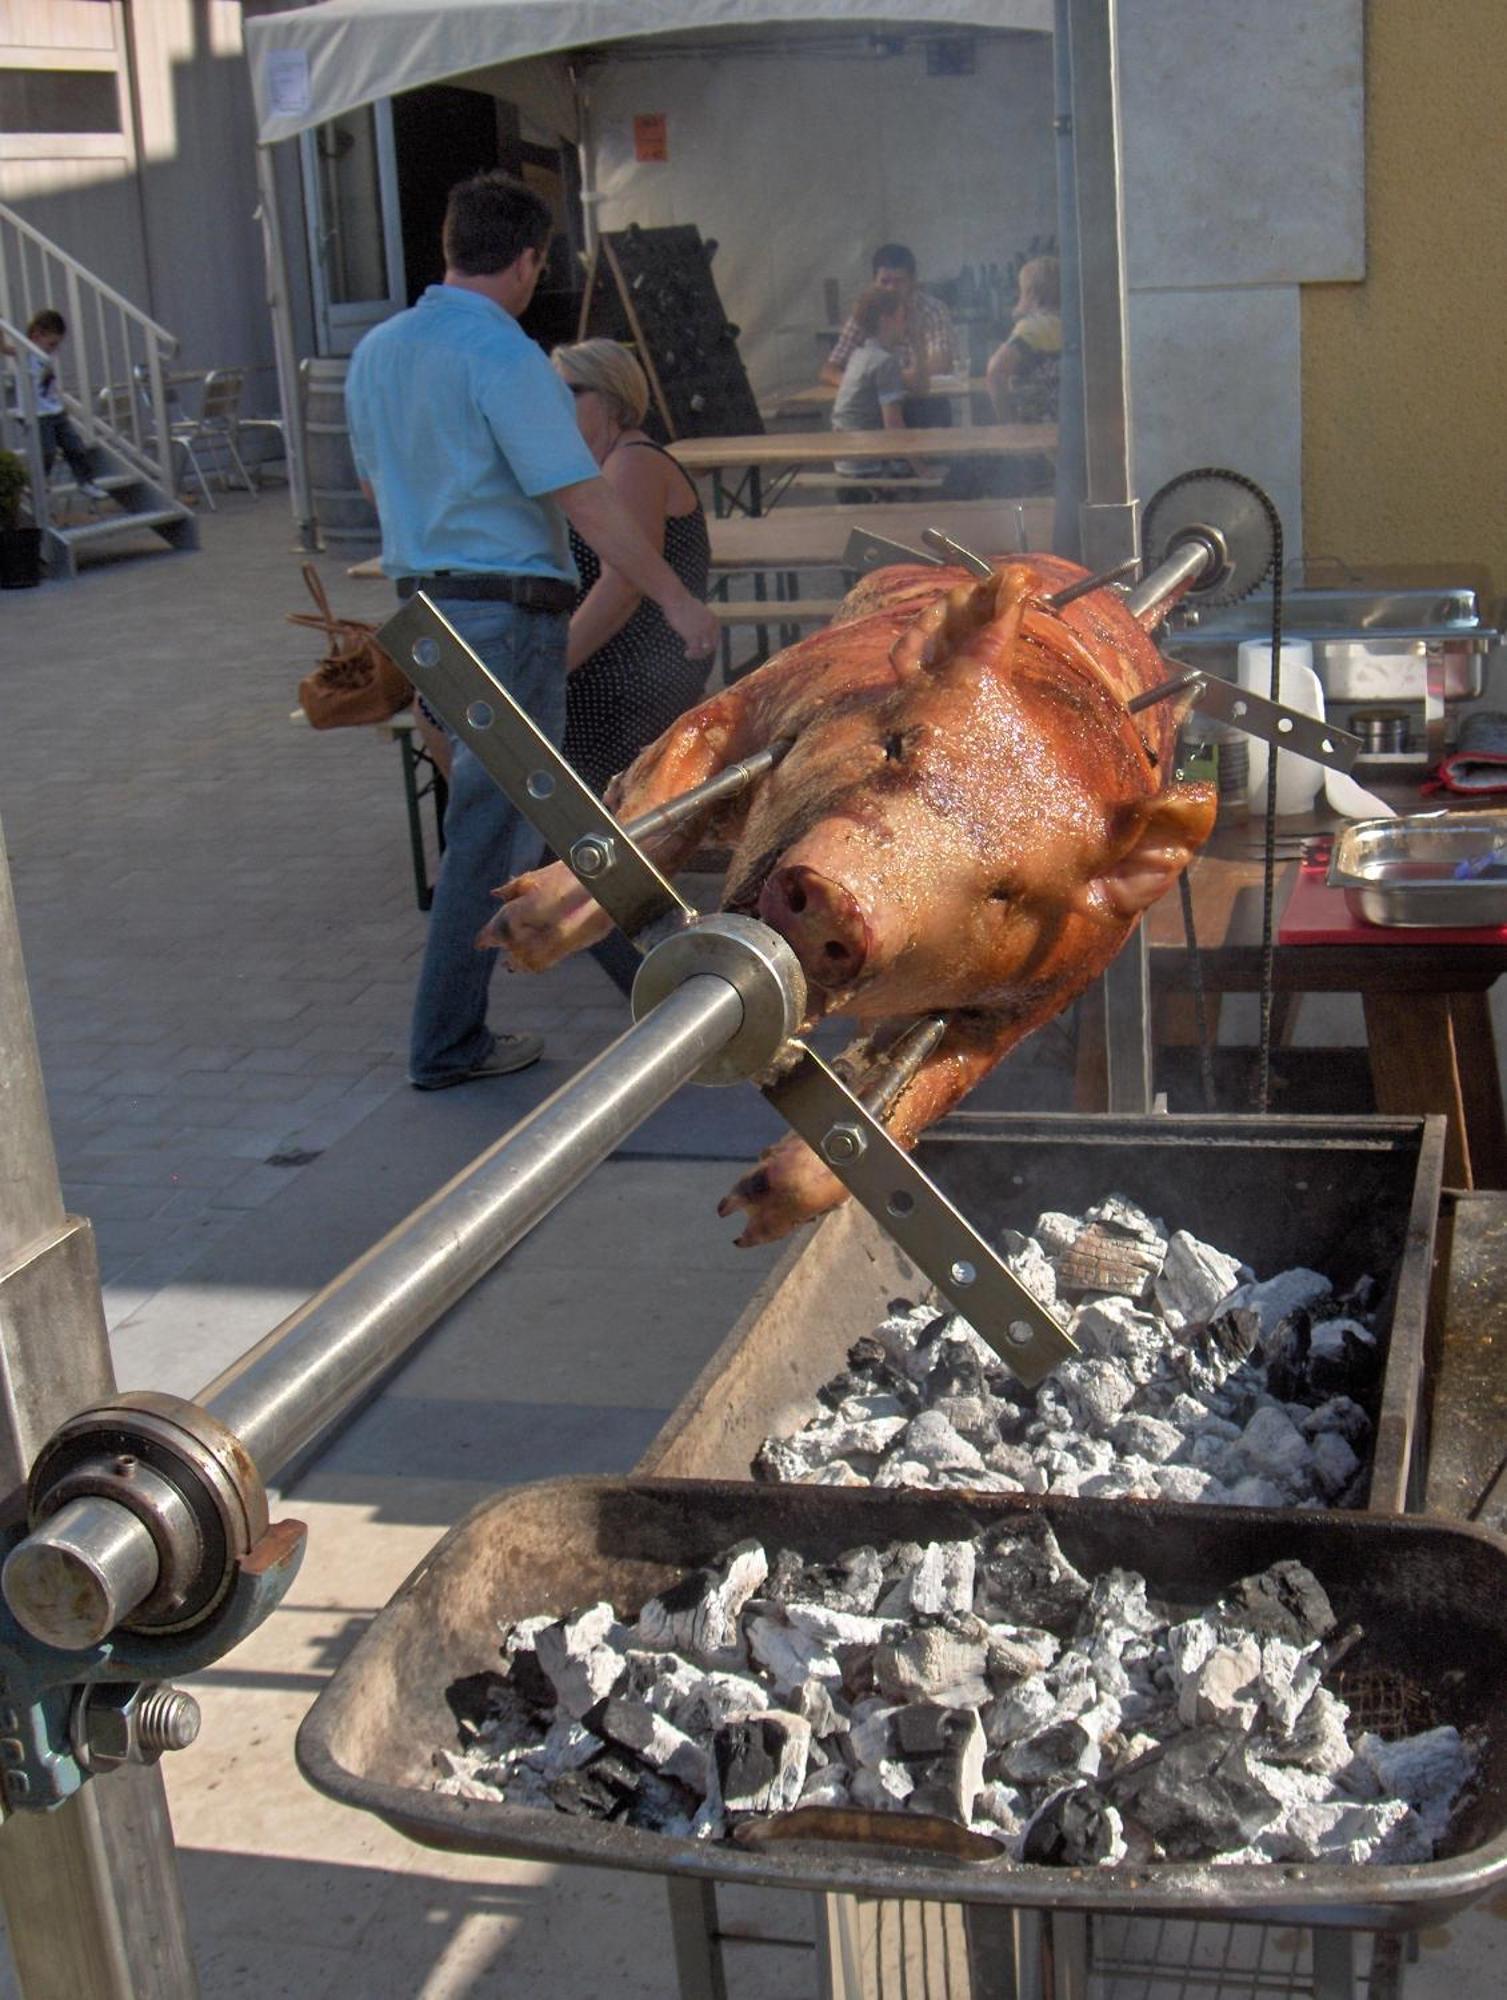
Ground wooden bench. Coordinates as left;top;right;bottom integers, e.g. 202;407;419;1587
783;470;948;496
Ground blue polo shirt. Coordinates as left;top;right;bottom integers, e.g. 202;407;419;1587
345;285;598;581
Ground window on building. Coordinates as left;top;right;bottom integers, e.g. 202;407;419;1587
0;69;121;136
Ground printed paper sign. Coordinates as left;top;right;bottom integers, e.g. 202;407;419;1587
265;49;313;120
633;114;669;163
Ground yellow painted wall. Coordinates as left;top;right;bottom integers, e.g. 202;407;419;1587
1302;0;1507;596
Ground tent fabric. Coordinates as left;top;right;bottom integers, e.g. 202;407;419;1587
246;0;1051;145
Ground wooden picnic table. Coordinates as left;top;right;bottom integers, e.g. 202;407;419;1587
759;374;988;419
671;423;1055;518
707;495;1055;572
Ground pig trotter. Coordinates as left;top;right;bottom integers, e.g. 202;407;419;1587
478;860;616;967
717;1135;849;1248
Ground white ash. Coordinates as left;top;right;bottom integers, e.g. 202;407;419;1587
756;1194;1384;1510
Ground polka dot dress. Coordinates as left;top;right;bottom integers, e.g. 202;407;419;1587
564;441;713;796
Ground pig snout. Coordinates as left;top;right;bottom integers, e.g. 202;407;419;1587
758;864;871;989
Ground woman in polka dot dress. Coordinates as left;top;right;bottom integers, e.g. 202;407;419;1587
552;339;712;991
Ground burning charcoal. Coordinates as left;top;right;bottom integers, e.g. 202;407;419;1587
627;1769;703;1838
1251;1637;1323;1736
851;1760;916;1810
809;1412;910;1460
664;1669;772;1738
754;1435;836;1483
1069;1297;1168;1383
1152;1464;1224;1505
973;1778;1029;1835
711;1710;811;1815
1229;1404;1316;1496
1110;1413;1183;1464
1357;1727;1476;1843
905;1707;987;1824
1261;1314;1312;1404
874;1622;990;1703
534;1715;603;1774
1021;1784;1128;1865
1032;1209;1082;1260
799;1766;852;1809
1155;1230;1245;1325
1087;1194;1166;1241
745;1613;840;1694
1264;1685;1353;1775
871;1304;948;1376
636;1541;768;1661
812;1461;868;1486
1224;1268;1333;1339
984;1624;1060;1683
784;1602;905;1648
986;1441;1039;1484
974;1518;1090;1634
1306;1317;1379;1398
891;1410;986;1475
584;1696;709;1793
932;1393;1006;1444
1082;1569;1160;1640
1308;1429;1362;1500
1175;1633;1262;1730
535;1602;629;1720
997;1698;1120;1785
444;1670;514;1742
906;1541;977;1617
1055;1223;1165;1301
1220;1561;1337;1646
1003;1230;1058;1309
1225;1475;1292;1509
1116;1728;1280;1856
794;1676;846;1742
1052;1357;1137;1431
549;1748;645;1819
1301;1396;1371;1448
1241;1796;1420;1866
845;1700;901;1770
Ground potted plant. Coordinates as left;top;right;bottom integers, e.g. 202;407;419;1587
0;447;43;588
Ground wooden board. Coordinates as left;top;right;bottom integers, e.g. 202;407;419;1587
707;496;1055;570
579;223;762;440
672;422;1055;471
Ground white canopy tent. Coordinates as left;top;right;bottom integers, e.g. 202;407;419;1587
243;0;1086;552
245;0;1052;145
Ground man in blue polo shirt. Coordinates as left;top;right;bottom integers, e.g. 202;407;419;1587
348;172;717;1090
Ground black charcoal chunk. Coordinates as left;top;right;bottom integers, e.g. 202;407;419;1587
1221;1561;1337;1646
1021;1784;1127;1865
1116;1730;1279;1857
712;1710;811;1814
974;1518;1090;1634
445;1670;511;1737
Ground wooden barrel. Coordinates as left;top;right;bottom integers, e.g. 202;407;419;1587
304;356;379;549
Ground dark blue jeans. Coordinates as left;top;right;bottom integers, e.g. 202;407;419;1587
408;598;567;1086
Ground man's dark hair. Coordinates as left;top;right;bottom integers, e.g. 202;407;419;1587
871;243;917;277
442;172;553;276
26;308;66;340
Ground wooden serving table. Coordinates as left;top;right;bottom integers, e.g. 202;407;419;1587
670;422;1056;517
1122;815;1507;1190
758;373;989;422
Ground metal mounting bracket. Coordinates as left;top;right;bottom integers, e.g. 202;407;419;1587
842;528;946;577
378;596;1077;1383
1129;670;1364;774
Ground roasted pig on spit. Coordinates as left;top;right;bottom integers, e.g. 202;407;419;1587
486;556;1215;1244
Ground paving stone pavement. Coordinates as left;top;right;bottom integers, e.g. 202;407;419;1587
0;491;627;1338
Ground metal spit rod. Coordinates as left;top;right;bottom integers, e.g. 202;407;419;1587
6;974;748;1644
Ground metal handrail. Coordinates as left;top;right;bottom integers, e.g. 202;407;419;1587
0;204;180;496
0;321;59;537
0;201;178;351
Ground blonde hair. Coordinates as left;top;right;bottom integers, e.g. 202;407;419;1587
1017;256;1060;313
553;339;650;427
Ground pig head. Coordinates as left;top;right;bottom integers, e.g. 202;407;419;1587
487;556;1217;1244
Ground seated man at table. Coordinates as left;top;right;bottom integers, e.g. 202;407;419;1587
821;243;961;428
831;286;913;495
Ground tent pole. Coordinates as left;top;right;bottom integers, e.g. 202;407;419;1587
256;140;318;553
0;812;200;1999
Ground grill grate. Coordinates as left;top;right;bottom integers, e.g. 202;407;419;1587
1337;1665;1439;1742
1086;1918;1377;2000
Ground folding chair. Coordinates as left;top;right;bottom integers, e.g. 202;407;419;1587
170;368;254;509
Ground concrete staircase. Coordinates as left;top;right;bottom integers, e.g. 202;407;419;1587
0;200;198;578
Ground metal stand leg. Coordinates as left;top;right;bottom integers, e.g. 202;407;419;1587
665;1878;729;2000
1311;1929;1356;2000
966;1906;1043;1999
1101;927;1153;1112
814;1893;865;2000
1045;1912;1091;2000
0;815;199;1997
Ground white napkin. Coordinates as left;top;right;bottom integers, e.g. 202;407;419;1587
1325;768;1396;819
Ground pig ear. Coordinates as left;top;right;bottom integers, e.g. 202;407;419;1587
1072;784;1218;923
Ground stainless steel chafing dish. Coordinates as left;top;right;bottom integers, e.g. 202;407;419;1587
1164;584;1501;770
1328;813;1507;927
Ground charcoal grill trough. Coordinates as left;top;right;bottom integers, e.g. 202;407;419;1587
295;1478;1507;1931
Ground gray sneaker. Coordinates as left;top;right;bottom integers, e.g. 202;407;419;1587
411;1032;544;1090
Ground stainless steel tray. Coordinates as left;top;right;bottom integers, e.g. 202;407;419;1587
295;1477;1507;1930
1328;815;1507;927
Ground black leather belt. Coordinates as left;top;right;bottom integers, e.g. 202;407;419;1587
396;571;575;614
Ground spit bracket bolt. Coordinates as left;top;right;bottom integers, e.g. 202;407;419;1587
571;834;616;880
72;1681;202;1773
820;1122;868;1165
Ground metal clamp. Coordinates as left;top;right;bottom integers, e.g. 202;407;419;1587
1128;670;1364;775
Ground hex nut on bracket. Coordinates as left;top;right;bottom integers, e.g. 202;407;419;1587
71;1682;202;1773
820;1122;868;1165
570;834;616;880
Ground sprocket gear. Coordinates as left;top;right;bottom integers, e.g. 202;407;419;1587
1141;468;1279;608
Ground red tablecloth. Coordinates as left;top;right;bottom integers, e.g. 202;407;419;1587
1278;848;1507;947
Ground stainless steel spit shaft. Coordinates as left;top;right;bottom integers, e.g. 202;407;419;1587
5;973;747;1650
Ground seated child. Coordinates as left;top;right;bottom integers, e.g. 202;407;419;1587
986;256;1062;424
831;285;913;478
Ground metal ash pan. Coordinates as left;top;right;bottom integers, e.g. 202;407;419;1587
297;1479;1507;1929
640;1114;1444;1514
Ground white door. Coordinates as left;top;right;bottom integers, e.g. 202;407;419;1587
301;100;406;356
